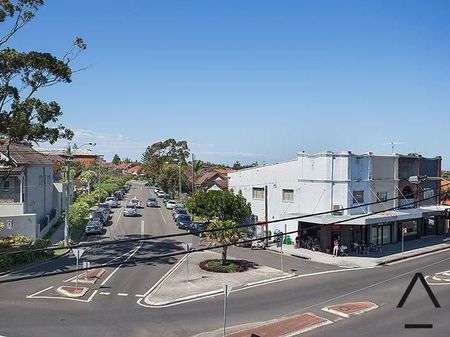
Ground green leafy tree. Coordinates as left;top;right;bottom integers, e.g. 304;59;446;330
68;201;90;229
0;1;86;173
186;190;251;264
112;154;121;165
78;170;97;192
142;138;190;182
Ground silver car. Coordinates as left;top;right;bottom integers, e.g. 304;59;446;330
124;204;137;217
105;196;119;208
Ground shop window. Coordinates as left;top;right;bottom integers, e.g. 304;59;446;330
252;187;264;200
282;189;294;202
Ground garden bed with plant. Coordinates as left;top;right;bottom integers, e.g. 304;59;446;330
199;259;255;273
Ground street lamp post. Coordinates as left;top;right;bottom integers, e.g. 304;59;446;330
64;142;96;246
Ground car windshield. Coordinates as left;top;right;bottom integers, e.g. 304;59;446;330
148;198;156;202
178;215;191;221
125;205;135;209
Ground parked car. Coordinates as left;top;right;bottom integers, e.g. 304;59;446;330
237;236;253;248
173;208;188;221
189;222;206;237
171;204;184;214
124;204;137;217
156;190;165;198
90;210;107;224
146;197;158;207
163;195;171;204
114;190;124;200
176;214;192;229
251;239;266;250
85;219;104;235
105;196;119;208
99;202;113;214
166;200;176;209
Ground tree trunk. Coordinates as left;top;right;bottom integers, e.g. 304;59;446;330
222;246;228;265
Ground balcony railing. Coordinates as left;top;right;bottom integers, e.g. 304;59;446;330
399;198;416;209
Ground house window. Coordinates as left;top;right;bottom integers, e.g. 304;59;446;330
252;187;264;199
377;192;388;202
352;190;364;203
2;180;10;192
282;189;294;202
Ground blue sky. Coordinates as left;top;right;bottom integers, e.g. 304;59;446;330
5;0;450;167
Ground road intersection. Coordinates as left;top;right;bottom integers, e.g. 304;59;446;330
0;182;449;337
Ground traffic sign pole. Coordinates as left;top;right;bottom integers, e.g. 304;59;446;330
223;284;232;337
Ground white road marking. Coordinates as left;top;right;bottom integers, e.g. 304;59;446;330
26;286;53;298
135;294;145;298
159;208;168;225
117;293;128;297
100;244;142;287
26;290;98;303
99;292;110;295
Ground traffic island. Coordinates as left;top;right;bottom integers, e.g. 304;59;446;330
56;285;89;298
322;301;378;318
70;268;106;284
142;251;294;307
227;313;333;337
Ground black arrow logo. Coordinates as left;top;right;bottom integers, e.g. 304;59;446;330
397;273;440;308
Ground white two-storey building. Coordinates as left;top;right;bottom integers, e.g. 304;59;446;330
229;150;446;252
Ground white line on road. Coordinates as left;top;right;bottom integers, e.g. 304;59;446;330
100;244;142;287
117;293;128;297
159;208;168;225
135;294;145;298
26;286;54;298
99;292;111;295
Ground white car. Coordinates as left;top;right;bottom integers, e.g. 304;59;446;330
156;190;165;198
130;197;142;208
105;196;119;208
124;204;137;217
251;240;266;250
166;200;176;209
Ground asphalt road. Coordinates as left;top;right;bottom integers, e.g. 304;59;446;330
1;181;450;337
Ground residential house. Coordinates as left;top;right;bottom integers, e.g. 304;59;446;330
0;143;67;240
38;148;99;168
229;150;447;251
195;171;229;191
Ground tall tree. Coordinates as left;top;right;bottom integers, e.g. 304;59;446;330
186;190;251;264
112;154;121;165
0;0;86;173
142;138;190;182
78;170;97;192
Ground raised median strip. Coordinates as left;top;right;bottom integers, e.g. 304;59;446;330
69;268;106;284
56;286;89;298
321;301;378;318
227;313;332;337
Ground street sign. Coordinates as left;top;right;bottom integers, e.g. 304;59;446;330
72;248;85;260
403;228;408;234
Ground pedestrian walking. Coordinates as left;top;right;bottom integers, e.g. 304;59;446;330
333;238;339;257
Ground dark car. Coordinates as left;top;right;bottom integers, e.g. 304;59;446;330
173;208;188;221
176;214;192;229
189;222;206;237
163;195;171;204
90;210;107;224
99;202;113;214
146;197;158;207
114;190;124;200
85;219;104;235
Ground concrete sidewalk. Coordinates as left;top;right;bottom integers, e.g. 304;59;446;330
269;235;450;268
142;251;294;307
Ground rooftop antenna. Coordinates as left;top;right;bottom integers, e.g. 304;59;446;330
382;141;405;154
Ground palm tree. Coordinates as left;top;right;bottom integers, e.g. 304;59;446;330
203;220;247;264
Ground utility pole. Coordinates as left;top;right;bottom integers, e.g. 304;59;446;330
191;153;195;194
265;185;269;246
64;145;72;246
97;155;102;205
178;162;182;201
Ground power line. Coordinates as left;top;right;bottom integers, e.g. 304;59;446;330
0;186;447;284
